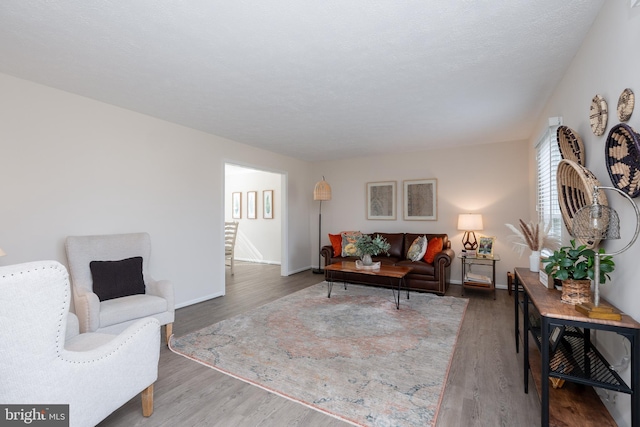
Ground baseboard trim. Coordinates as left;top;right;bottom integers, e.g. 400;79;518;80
175;291;224;309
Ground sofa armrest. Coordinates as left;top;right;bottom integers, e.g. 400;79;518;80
433;248;455;277
146;279;175;315
320;245;335;266
74;291;101;333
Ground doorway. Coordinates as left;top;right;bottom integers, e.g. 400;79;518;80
224;163;286;277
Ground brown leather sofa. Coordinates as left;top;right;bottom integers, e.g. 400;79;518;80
321;232;454;295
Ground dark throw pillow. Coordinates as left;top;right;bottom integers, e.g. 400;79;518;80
90;256;145;301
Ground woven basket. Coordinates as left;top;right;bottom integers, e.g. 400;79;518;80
557;159;608;248
557;126;585;165
617;88;635;122
590;94;608;136
605;123;640;198
561;279;591;305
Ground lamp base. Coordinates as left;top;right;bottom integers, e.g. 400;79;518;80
312;268;325;275
575;302;622;321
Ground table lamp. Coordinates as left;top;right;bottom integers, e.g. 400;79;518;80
458;213;483;251
572;185;640;317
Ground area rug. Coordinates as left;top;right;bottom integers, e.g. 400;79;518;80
169;283;468;427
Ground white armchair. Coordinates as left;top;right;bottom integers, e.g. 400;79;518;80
65;232;175;343
0;260;160;427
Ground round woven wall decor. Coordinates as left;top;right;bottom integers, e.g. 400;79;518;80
556;125;585;165
590;94;608;136
605;123;640;197
557;159;608;248
617;88;635;122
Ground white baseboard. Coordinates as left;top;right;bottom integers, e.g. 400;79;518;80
450;279;507;291
175;291;224;309
235;257;281;265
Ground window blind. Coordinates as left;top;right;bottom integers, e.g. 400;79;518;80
536;125;562;241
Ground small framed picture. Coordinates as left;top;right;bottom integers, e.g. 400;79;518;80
247;191;257;219
549;325;566;353
366;181;396;220
232;192;242;219
263;190;274;219
477;236;495;258
403;179;437;220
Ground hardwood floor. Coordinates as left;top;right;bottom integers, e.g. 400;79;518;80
99;262;540;426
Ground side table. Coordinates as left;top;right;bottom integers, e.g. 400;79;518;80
458;254;499;299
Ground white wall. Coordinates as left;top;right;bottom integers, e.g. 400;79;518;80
0;72;312;308
225;167;282;264
311;139;531;288
530;3;639;424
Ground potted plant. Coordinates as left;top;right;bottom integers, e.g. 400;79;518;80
354;234;391;266
541;240;615;304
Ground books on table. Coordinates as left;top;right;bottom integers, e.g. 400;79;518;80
465;272;492;284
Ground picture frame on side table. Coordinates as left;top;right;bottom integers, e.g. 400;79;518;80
366;181;396;220
403;179;437;220
477;236;495;258
247;191;257;219
263;190;274;219
232;192;242;219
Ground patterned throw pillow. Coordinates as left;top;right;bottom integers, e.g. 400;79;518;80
407;235;428;261
341;231;362;257
424;236;444;263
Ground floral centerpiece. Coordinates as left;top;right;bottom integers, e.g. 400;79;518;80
354;234;391;266
505;220;560;272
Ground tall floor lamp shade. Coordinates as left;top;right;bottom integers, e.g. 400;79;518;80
312;177;331;274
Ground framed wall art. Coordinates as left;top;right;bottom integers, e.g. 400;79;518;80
366;181;396;220
403;179;437;220
477;236;495;259
263;190;274;219
247;191;257;219
232;192;242;219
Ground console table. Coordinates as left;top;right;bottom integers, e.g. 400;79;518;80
514;267;640;427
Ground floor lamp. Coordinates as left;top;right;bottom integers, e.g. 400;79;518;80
312;177;331;274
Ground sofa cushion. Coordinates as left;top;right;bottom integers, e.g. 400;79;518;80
90;257;145;302
341;231;362;257
373;232;405;259
328;233;343;257
424;236;444;263
396;259;435;276
406;235;428;261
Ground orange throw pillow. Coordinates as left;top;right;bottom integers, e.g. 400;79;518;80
328;234;342;257
424;237;443;263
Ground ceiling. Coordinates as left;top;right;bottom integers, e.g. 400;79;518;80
0;1;604;162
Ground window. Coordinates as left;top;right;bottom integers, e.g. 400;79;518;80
536;122;562;244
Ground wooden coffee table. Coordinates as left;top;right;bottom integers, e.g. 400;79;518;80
324;261;412;309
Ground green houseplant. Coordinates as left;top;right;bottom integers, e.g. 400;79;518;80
354;234;391;265
541;240;615;304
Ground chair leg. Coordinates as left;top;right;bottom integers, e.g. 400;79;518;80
142;384;154;417
164;323;173;344
231;256;234;275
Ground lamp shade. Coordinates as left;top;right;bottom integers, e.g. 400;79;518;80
458;213;483;231
0;248;5;257
313;178;332;201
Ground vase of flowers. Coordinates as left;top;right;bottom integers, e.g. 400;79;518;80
505;220;560;272
354;234;391;266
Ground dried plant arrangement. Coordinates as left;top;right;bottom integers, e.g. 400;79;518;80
505;219;560;257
